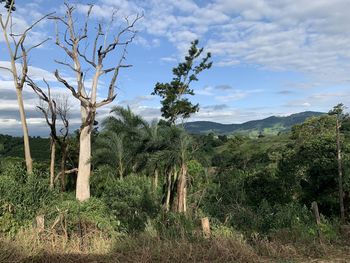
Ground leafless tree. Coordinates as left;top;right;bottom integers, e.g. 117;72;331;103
51;2;142;201
27;78;57;188
55;94;73;192
27;78;73;191
0;0;53;174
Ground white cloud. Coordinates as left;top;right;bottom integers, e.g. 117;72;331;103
284;90;350;110
160;56;177;63
190;105;278;124
89;0;350;85
215;92;248;102
196;86;214;96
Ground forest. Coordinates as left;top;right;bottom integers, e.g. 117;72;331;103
1;1;350;262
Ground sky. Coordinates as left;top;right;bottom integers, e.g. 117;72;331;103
1;0;350;136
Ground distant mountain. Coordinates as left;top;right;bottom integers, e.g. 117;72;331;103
184;111;325;135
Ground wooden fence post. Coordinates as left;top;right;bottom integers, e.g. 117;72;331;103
201;217;211;238
311;201;323;244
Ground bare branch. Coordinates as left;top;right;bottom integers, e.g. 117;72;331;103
54;70;78;98
26;76;49;102
92;24;103;64
77;45;96;67
103;9;118;49
98;13;142;62
0;66;13;74
54;168;78;183
36;105;51;127
22;12;55;37
27;38;51;54
102;64;132;75
78;4;93;41
49;16;69;27
18;41;27;89
54;59;78;72
96;35;135;108
15;38;51;60
54;70;89;107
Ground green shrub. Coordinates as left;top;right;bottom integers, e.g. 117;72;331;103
0;162;57;223
45;195;119;236
155;212;197;240
91;173;159;232
0;160;58;234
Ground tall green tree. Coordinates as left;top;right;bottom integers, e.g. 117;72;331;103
281;115;339;215
329;103;349;223
152;40;212;213
152;40;212;124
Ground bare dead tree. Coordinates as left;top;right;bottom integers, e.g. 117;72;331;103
51;2;142;201
0;0;53;174
27;78;57;188
55;94;71;192
27;78;72;191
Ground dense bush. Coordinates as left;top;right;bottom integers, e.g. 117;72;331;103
92;172;159;232
45;195;119;236
0;160;57;233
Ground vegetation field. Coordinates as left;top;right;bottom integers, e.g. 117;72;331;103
1;1;350;262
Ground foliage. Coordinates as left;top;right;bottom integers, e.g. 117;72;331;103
91;174;159;232
0;159;58;233
0;134;50;162
46;195;119;235
0;103;349;261
184;111;324;135
155;212;197;239
152;40;212;124
93;106;148;179
280;115;340;215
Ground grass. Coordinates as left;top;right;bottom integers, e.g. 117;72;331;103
1;227;349;263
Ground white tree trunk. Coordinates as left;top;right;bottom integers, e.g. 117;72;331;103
49;139;56;189
16;88;33;174
76;124;91;201
164;170;172;212
176;163;187;213
153;169;159;190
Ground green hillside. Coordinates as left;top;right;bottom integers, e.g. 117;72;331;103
184;111;324;135
0;134;50;162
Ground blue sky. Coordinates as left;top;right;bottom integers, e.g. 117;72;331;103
1;0;350;136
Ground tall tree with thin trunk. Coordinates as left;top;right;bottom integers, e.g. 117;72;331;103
55;95;72;192
0;1;52;174
152;40;212;213
51;3;141;201
329;103;349;223
26;78;71;190
27;78;57;188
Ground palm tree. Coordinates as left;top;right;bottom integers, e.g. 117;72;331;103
94;106;148;179
150;125;193;212
95;106;194;213
94;132;129;179
136;121;167;189
103;106;148;138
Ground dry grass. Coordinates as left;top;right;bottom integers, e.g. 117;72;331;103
0;228;349;263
